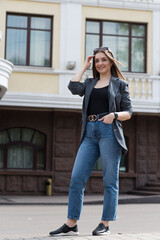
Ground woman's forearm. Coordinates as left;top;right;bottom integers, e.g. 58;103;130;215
98;111;131;124
114;111;131;121
71;55;94;82
71;66;86;82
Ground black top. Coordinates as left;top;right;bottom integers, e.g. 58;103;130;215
87;86;109;116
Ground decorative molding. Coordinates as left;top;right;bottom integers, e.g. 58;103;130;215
24;0;160;10
1;91;160;113
0;92;83;109
13;66;77;75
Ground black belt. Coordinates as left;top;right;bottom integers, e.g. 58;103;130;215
88;112;109;122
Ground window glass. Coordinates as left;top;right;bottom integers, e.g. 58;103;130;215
32;131;45;145
8;145;33;168
0;128;45;170
6;14;52;67
86;35;99;57
30;30;50;66
131;38;144;72
0;130;9;144
7;15;27;28
103;36;129;71
6;29;27;65
103;22;129;35
86;20;146;73
22;128;34;142
120;154;127;172
31;17;51;30
8;128;21;142
0;148;4;168
86;21;100;33
132;25;145;37
94;155;127;172
94;136;128;172
37;150;45;169
94;157;102;171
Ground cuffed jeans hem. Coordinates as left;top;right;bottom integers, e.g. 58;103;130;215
101;218;116;221
67;216;80;220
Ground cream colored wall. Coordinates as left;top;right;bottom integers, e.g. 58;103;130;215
82;6;153;74
0;0;60;94
8;72;59;94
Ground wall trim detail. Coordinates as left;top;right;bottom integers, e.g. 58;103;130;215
1;91;160;113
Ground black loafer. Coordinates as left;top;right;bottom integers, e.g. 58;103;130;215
92;223;110;236
49;223;79;236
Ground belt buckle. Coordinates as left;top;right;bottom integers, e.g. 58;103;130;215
89;115;97;121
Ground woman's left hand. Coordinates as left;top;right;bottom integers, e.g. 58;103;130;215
98;113;115;124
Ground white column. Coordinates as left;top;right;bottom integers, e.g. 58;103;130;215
152;10;160;75
141;78;146;99
59;2;82;96
147;78;152;99
151;77;159;101
135;78;139;99
128;77;133;97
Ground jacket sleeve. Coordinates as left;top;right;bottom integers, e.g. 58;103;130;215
120;81;133;116
68;80;86;97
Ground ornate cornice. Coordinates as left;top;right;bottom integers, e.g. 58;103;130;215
1;91;160;113
24;0;160;11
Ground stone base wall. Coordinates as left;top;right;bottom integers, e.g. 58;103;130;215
0;108;160;195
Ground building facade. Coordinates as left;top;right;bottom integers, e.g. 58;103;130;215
0;0;160;195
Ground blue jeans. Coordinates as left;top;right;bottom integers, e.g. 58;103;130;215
67;119;122;221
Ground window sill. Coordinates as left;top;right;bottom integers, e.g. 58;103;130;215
13;66;77;75
119;172;137;178
13;66;56;74
91;171;102;177
91;171;137;178
0;170;53;176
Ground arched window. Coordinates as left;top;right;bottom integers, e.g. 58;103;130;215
0;128;46;170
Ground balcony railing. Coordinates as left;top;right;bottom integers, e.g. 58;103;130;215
126;75;152;99
125;74;160;104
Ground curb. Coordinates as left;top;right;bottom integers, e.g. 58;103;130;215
1;194;160;205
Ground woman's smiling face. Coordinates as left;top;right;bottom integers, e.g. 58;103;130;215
94;52;112;75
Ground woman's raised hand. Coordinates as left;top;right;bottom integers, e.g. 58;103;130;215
71;55;94;82
83;55;94;71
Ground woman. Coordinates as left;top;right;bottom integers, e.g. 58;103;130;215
49;47;132;236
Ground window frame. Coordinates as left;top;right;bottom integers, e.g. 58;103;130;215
85;19;147;73
0;127;46;171
5;12;53;67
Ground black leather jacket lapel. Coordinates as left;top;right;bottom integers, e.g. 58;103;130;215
108;76;120;113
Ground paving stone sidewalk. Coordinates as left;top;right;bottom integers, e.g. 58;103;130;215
1;233;160;240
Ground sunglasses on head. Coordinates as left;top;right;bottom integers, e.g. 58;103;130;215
93;47;111;54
